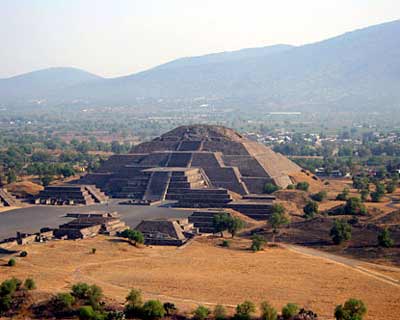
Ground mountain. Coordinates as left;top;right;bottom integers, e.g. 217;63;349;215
1;20;400;112
0;67;102;104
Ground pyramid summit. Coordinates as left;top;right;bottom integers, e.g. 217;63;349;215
79;125;301;208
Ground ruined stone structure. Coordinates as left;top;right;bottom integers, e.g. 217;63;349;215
188;210;227;234
0;188;20;207
135;219;195;246
79;125;300;208
36;184;108;205
54;212;126;239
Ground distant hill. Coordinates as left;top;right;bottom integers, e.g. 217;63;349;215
1;20;400;112
0;67;102;104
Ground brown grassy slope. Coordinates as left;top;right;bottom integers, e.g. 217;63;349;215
0;236;399;320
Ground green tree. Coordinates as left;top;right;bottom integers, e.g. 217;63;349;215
227;217;245;238
24;278;36;290
360;189;369;202
194;305;211;320
303;201;318;219
377;228;394;248
51;293;75;312
260;301;277;320
282;303;299;320
125;288;143;318
7;259;16;267
330;220;352;245
163;302;177;316
213;305;227;320
142;300;165;320
336;188;350;201
234;301;256;320
251;235;266;252
264;183;280;194
334;299;367;320
268;205;290;243
120;229;144;246
213;213;231;237
311;191;327;202
40;175;53;186
296;182;310;192
343;198;367;216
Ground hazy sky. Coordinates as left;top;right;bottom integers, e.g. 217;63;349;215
1;0;399;78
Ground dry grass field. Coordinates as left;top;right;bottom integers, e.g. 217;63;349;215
1;236;399;320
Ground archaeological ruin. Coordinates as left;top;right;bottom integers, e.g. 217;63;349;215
77;125;303;219
0;188;20;207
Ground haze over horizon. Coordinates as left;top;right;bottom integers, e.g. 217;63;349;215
1;0;400;78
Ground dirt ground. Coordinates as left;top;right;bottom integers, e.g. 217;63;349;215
0;237;399;320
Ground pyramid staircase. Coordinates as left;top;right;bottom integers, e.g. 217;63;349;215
36;185;107;205
114;171;152;199
83;185;109;203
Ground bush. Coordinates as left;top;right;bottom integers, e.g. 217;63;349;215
79;305;95;320
91;248;97;254
120;229;144;246
287;184;295;190
336;188;349;201
282;303;299;319
251;235;266;252
260;301;277;320
51;292;75;311
0;294;12;313
330;220;352;245
194;305;211;320
142;300;165;319
24;278;36;290
311;191;327;202
7;259;16;267
377;228;394;248
264;183;280;194
386;182;396;194
221;240;230;248
234;301;256;320
71;283;102;309
0;278;21;296
71;282;91;299
360;189;369;202
19;251;28;257
334;298;367;320
106;311;125;320
296;182;310;192
125;289;143;318
303;201;318;219
370;191;383;202
343;197;367;216
163;302;177;316
213;305;227;320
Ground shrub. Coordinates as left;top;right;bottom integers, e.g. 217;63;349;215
0;278;21;296
120;229;144;246
7;259;16;267
303;201;318;219
213;304;227;320
227;217;245;238
264;183;280;194
0;294;12;313
296;182;310;192
142;300;165;320
370;191;383;203
163;302;177;316
282;303;299;319
106;311;125;320
234;301;256;320
91;248;97;254
330;220;352;245
24;278;36;290
79;305;96;320
126;288;143;307
311;191;327;202
343;197;367;216
72;282;91;299
360;189;369;202
19;251;28;257
377;228;394;248
386;182;396;194
251;235;266;252
334;298;367;320
260;301;277;320
336;188;349;201
221;240;230;248
51;292;75;311
287;184;295;190
194;305;210;320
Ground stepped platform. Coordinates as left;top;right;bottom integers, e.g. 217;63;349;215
0;188;20;207
226;201;274;220
188;209;229;233
36;185;108;206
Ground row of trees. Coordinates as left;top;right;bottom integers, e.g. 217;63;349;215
1;276;366;320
